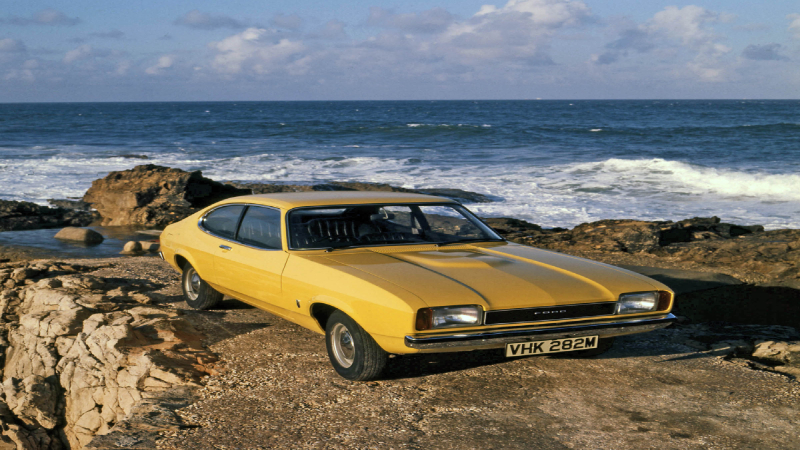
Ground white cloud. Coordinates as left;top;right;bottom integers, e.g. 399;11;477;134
63;45;93;64
439;0;591;64
649;5;721;47
789;14;800;39
209;28;306;75
0;38;26;53
174;10;244;30
115;60;131;75
1;9;80;26
368;7;455;33
145;55;174;75
592;5;731;81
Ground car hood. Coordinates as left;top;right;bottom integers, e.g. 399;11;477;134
318;243;665;310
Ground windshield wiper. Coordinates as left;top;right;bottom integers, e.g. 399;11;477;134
323;243;362;252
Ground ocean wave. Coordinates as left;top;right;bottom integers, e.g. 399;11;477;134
560;158;800;201
0;154;797;230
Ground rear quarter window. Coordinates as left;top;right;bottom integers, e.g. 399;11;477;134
201;205;245;239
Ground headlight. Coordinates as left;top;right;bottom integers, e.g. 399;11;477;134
617;292;659;314
416;305;483;330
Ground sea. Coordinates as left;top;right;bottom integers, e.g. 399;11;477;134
1;100;798;230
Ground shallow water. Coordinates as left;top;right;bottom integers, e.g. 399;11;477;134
0;226;160;259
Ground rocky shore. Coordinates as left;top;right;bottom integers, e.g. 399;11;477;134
0;164;797;449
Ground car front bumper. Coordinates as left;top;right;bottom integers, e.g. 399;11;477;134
404;313;677;350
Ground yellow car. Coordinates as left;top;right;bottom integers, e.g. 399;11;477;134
160;192;676;380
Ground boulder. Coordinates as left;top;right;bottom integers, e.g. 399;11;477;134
0;199;94;232
121;241;143;255
139;241;160;253
83;165;250;226
54;227;104;244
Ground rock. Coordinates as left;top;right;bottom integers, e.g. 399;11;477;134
139;241;160;253
121;241;143;255
752;340;800;367
48;198;93;211
12;267;39;282
3;375;59;429
54;227;104;244
0;199;95;232
0;265;217;449
481;217;544;237
83;165;250;226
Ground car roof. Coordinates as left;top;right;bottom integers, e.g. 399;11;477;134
213;191;457;209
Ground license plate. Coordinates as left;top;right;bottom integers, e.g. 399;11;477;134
505;336;598;357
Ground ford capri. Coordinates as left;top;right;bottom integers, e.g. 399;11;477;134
159;192;676;380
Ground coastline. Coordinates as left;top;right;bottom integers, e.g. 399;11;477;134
0;164;797;448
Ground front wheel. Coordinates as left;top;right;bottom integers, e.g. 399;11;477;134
181;264;223;310
325;311;388;381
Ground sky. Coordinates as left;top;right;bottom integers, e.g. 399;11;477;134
1;0;799;101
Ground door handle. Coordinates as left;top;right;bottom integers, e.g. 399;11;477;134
219;245;232;251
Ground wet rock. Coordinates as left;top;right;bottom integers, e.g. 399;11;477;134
0;199;95;232
47;199;93;211
139;241;159;253
121;241;143;255
54;227;104;244
83;165;250;226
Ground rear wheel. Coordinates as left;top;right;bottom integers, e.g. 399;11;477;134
181;264;223;310
325;311;388;381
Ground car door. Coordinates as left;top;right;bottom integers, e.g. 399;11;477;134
195;204;246;285
213;205;289;308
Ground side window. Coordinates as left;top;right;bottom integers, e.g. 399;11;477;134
201;205;245;239
237;206;282;250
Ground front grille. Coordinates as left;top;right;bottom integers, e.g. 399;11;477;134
484;302;617;325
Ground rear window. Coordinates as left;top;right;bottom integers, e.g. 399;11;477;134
237;206;282;249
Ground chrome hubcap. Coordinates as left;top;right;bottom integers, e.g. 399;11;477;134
331;323;355;368
185;268;201;300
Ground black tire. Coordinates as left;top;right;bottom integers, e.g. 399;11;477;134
181;264;223;310
325;311;388;381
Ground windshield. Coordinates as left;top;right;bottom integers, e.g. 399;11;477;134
287;203;503;250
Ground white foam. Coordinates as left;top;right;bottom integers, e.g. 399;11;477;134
0;152;797;230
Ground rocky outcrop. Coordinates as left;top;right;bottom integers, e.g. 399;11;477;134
0;201;95;233
228;181;494;204
489;216;798;287
53;227;104;244
669;322;800;379
83;165;250;227
0;261;218;449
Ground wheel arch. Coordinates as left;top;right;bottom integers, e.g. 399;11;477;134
172;249;207;279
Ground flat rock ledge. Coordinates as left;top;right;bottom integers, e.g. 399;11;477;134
0;201;95;233
0;261;219;449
